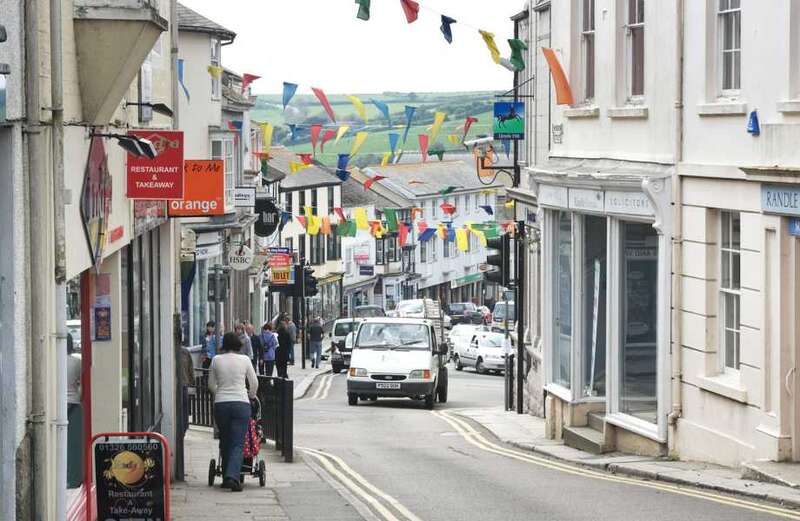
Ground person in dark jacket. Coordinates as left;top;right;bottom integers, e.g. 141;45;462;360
246;322;263;373
308;317;324;369
275;319;293;378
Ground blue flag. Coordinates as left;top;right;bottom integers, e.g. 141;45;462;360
282;82;298;110
388;133;400;155
287;124;298;143
371;99;392;127
479;205;494;216
419;228;436;242
177;59;190;102
403;106;417;144
440;15;457;44
336;153;351;181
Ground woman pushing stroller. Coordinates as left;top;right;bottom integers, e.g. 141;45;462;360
209;332;259;492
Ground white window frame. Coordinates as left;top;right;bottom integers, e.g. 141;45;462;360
210;137;234;210
719;210;741;373
625;0;645;101
210;38;221;100
718;0;742;96
580;0;596;102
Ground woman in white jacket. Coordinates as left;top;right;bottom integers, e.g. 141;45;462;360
209;332;258;491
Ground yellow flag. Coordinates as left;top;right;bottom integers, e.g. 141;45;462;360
437;224;447;240
479;30;501;64
447;134;461;145
260;123;274;149
354;208;369;230
381;152;392;167
347;95;368;124
430;112;446;143
350;132;369;158
207;65;223;79
467;223;487;247
335;125;350;144
456;228;469;252
505;200;516;209
304;207;320;235
289;161;310;174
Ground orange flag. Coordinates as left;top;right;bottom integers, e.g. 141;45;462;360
542;48;575;105
321;216;332;235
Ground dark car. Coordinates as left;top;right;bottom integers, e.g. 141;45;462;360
353;305;386;318
446;303;484;325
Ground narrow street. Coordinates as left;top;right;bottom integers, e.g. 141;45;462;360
295;366;800;521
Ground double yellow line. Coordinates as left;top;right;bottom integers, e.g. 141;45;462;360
432;410;800;520
309;372;336;401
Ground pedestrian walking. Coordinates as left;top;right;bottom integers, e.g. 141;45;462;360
246;322;263;372
275;319;293;378
209;332;258;492
178;344;195;437
200;320;219;370
66;333;83;488
286;316;297;365
260;323;278;376
308;316;324;369
234;322;253;361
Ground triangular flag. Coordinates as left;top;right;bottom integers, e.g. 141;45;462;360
370;220;386;238
418;134;429;162
321;129;337;153
400;0;419;23
310;124;322;155
336;170;351;182
384;208;398;232
347;95;368;124
430;112;446;143
437;223;447;240
177;59;190;102
381;152;392;167
398;223;409;247
354;208;369;230
456;228;469;252
403;106;417;144
410;207;423;221
440;15;457;44
419;228;436;242
337;153;350;171
355;0;370;20
308;216;321;236
334;207;347;223
241;73;261;93
502;139;511;159
207;65;223;79
297;153;313;165
440;202;456;215
296;215;307;229
287;124;298;143
260;123;274;149
289;161;311;174
542;48;575;105
505;200;516;209
448;134;461;145
312;87;337;123
321;216;332;235
335;125;350;144
508;39;528;71
388;133;400;155
364;175;386;191
350;131;369;158
479;205;494;216
429;144;445;161
464;116;479;139
417;220;428;233
282;82;298;110
479;30;501;64
280;212;292;228
371;99;392;127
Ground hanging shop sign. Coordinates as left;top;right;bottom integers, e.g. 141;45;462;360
80;136;112;268
234;186;257;208
268;253;292;268
493;101;525;140
229;245;254;271
127;130;184;200
353;245;371;263
359;265;375;276
168;160;224;217
270;266;292;285
253;198;281;237
94;438;167;521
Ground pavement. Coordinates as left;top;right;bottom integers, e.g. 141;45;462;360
454;406;800;511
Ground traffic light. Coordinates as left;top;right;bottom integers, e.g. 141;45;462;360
303;266;319;297
485;234;510;287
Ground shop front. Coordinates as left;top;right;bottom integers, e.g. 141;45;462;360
534;164;672;452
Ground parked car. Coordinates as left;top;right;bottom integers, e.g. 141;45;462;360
453;330;511;374
491;301;516;332
394;298;451;329
66;319;81;352
445;302;484;325
353;305;386;318
448;324;482;362
346;317;449;409
329;318;361;373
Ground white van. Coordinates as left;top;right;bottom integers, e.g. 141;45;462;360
346;317;449;409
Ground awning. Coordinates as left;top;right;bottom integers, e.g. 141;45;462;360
344;277;379;293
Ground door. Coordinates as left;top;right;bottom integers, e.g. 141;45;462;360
793;234;800;461
466;336;479;367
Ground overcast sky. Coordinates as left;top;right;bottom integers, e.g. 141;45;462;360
179;0;525;94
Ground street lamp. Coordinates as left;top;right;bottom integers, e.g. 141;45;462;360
124;101;174;118
91;132;158;159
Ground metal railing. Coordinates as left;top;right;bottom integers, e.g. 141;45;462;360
188;369;214;427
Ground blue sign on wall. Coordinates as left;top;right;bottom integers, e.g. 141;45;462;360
493;102;525;140
761;185;800;216
789;218;800;237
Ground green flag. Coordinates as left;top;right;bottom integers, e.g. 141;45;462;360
355;0;370;20
384;208;398;232
508;38;528;71
439;186;456;195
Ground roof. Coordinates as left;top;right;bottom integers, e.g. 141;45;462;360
340;176;398;209
362;160;504;200
177;3;236;41
267;147;342;191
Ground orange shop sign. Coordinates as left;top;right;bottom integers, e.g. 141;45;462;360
168;160;225;217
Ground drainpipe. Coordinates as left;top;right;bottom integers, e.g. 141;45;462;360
667;0;685;441
50;0;68;518
25;0;50;518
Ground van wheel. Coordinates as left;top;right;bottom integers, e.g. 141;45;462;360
454;355;463;371
348;393;358;406
424;394;435;410
476;359;485;375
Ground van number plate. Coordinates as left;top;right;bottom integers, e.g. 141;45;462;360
376;382;401;389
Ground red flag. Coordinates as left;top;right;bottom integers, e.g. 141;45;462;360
334;207;347;223
398;223;409;247
241;73;261;93
296;216;307;229
253;151;271;160
297;153;313;165
310;124;323;154
410;207;423;221
440;202;456;215
400;0;420;23
463;116;479;139
320;129;337;153
418;134;429;163
364;175;386;191
312;87;337;123
417;220;428;233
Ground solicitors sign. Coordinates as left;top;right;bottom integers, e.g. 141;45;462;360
168;160;225;217
127;130;184;200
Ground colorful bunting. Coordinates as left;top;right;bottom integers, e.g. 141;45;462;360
429;144;445;161
403;106;417;144
508;39;528;71
411;207;423;221
305;207;320;235
479;30;501;64
320;129;337;153
312;87;337;123
463;116;479;139
364;175;386;190
439;186;456;195
282;82;298;110
456;228;469;252
321;216;332;235
280;212;292;229
440;202;456;215
505;200;516;209
448;134;462;145
542;48;575;106
430;112;446;143
350;131;369;158
207;65;223;79
440;15;457;44
310;124;322;154
418;134;429;162
400;0;420;23
417;220;428;233
437;224;447;240
398;223;410;247
177;59;190;102
355;0;370;20
287;124;298;143
337;220;357;237
289;161;311;174
334;207;347;224
241;73;261;93
384;208;398;232
296;215;307;229
336;125;350;144
370;220;386;238
297;153;313;165
354;208;369;230
419;228;436;242
347;95;368;123
336;154;351;181
381;152;392;167
388;133;400;155
260;123;274;149
372;99;392;127
479;205;494;216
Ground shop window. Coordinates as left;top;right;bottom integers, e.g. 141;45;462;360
719;0;741;94
582;216;607;397
299;190;306;211
430;237;438;262
581;0;596;101
376;238;386;265
210;38;221;100
328;187;335;215
626;0;645;98
553;211;573;389
420;240;428;263
720;211;741;371
619;221;658;424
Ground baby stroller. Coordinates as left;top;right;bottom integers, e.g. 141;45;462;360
208;398;266;487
